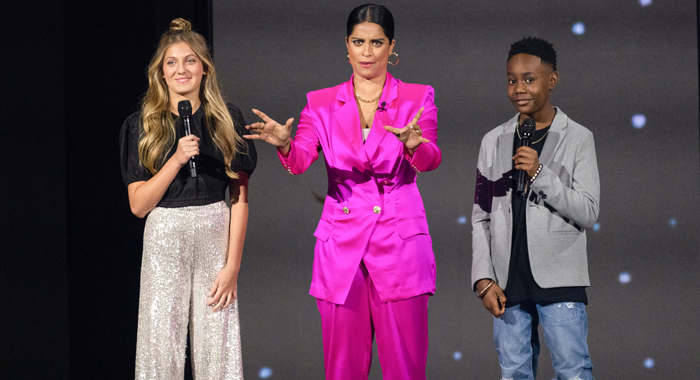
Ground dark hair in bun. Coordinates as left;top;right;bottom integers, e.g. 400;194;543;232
346;4;394;41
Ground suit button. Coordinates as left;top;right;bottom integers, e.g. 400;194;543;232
343;207;349;214
373;206;381;214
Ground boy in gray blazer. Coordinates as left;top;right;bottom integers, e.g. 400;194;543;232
471;37;600;380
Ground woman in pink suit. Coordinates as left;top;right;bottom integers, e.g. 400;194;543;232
246;4;440;379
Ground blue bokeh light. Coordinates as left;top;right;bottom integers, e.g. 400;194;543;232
639;0;652;7
453;351;462;361
619;272;631;284
632;114;647;129
593;223;600;232
458;216;467;225
572;22;585;35
258;367;273;379
669;218;677;227
644;358;655;369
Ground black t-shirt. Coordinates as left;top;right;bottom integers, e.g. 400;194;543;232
505;125;588;307
119;103;257;208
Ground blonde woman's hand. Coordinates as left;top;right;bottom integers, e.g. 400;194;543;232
384;107;430;153
173;135;200;166
206;265;238;312
244;109;294;154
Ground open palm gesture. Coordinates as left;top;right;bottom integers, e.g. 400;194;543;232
244;109;294;152
384;107;430;152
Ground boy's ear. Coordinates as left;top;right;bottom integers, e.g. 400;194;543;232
549;71;559;91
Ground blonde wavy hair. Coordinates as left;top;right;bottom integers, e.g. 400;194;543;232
139;18;245;178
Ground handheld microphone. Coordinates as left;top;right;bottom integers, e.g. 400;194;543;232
177;100;197;178
377;101;386;112
516;118;535;195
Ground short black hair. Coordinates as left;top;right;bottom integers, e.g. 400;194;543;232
508;37;557;71
347;4;395;41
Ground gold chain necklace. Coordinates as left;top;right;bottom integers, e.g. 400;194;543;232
517;125;550;144
354;91;382;103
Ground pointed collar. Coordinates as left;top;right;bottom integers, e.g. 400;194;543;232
333;73;401;163
501;107;569;167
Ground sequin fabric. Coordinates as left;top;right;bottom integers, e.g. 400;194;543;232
136;201;243;380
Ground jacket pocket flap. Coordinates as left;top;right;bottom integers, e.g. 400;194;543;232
397;217;430;239
313;220;334;242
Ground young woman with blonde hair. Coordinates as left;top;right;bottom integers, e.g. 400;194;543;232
119;18;256;379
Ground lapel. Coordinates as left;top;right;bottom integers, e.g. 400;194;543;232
333;77;368;161
497;114;518;175
538;107;567;167
364;73;399;161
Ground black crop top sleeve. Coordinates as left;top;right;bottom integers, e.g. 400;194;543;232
228;104;257;178
120;112;152;185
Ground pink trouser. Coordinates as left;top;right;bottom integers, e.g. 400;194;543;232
316;263;429;380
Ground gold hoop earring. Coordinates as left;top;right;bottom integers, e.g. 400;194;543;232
388;51;399;66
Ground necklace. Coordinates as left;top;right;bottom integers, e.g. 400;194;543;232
517;125;550;144
354;90;382;103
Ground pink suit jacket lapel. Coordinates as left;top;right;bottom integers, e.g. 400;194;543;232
364;73;399;161
333;79;369;163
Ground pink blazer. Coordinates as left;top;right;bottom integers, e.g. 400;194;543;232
278;73;441;304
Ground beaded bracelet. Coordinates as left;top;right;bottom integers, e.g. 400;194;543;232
528;164;543;185
477;280;495;299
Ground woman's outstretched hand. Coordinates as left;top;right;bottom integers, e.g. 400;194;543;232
244;109;294;154
384;107;430;153
207;265;238;312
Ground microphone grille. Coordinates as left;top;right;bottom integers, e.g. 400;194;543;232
177;100;193;117
520;118;536;134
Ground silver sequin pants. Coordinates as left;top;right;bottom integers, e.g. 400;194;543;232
135;201;243;380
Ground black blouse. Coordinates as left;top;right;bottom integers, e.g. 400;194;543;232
119;104;257;208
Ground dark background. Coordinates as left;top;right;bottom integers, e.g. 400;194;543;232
2;0;698;379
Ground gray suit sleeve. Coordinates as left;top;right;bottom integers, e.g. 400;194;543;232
471;140;496;292
530;130;600;228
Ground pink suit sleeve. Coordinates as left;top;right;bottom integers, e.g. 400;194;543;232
403;86;441;173
277;103;320;175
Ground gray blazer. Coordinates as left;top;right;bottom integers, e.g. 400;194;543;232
471;108;600;291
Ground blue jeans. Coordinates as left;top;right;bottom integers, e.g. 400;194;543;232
493;302;593;380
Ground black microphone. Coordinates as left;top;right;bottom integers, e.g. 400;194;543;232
377;101;386;112
177;100;197;177
516;118;535;195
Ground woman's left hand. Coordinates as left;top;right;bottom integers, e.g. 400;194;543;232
384;107;430;152
206;265;238;311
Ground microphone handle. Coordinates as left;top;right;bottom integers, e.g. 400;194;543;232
188;160;197;178
516;169;528;194
182;116;198;178
516;137;532;194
